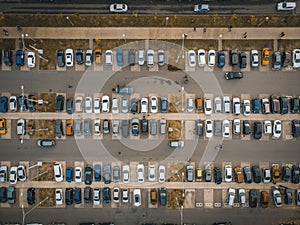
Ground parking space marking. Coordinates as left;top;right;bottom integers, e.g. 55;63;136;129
183;189;195;208
93;63;103;71
223;51;231;72
75;63;85;72
130;162;139;183
259;64;270;72
56;65;66;71
283;120;293;140
204;65;214;72
203;189;213;208
184;120;195;140
130;64;140;72
2;61;12;71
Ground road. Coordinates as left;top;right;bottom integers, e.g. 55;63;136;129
0;0;299;14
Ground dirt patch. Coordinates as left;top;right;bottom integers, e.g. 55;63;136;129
168;93;182;113
167;120;182;140
167;162;185;182
36;93;56;112
1;14;300;27
167;189;185;210
223;40;274;51
0;39;15;50
39;188;55;207
33;162;54;181
34;120;55;139
278;40;300;51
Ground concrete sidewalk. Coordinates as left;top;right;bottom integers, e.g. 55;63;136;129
1;27;300;40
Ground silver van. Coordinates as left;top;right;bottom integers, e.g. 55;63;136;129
169;140;184;148
150;119;157;136
223;96;230;113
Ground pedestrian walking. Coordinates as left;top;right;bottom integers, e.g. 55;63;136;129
243;34;247;39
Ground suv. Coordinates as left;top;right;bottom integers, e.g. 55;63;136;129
186;165;194;182
229;50;238;65
84;166;92;185
292;165;300;184
232;97;241;115
290;98;299;113
214;167;222;184
103;165;111;184
56;95;64;112
249;189;258;208
280;96;288;114
224;72;243;80
239;52;247;68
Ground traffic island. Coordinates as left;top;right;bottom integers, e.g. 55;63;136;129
39;188;55;207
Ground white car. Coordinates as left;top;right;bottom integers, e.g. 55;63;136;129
214;97;222;113
186;98;194;113
110;3;128;12
112;98;119;114
122;189;129;203
148;165;155;182
194;4;209;12
121;98;129;113
223;96;230;113
264;120;272;134
197;49;206;66
133;189;141;207
208;50;216;67
27;51;35;68
273;189;282;207
137;164;144;183
251;50;259;67
204;99;212;115
150;96;158;113
55;189;63;205
9;166;18;184
292;49;300;68
277;1;296;11
53;163;63;182
85;49;93;66
188;50;196;67
262;168;271;183
227;188;235;206
141;97;148;114
224;165;232;182
17;165;26;182
9;96;17;112
122;165;130;183
239;189;246;204
65;48;73;67
158;165;166;182
113;187;119;203
233;119;241;134
272;120;282;139
243;99;251;116
94;119;101;136
223;120;230;138
105;50;113;65
147;50;154;68
93;98;100;114
205;120;213;138
85;97;93;113
75;167;82;182
17;119;25;135
75;96;83;112
93;188;101;205
102;95;110;113
0;166;7;182
138;50;144;66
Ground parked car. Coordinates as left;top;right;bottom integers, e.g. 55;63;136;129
17;119;26;135
141;97;148;114
262;98;271;114
292;165;300;184
0;166;7;182
75;167;82;182
290;97;299;113
186;165;194;182
66;98;73;114
84;187;91;203
113;187;119;203
133;189;141;206
18;95;27;111
17;165;26;182
193;4;209;12
224;165;232;182
272;164;281;183
0;187;7;203
75;49;83;65
27;51;35;68
122;165;130;183
158;50;165;66
65;188;73;205
55;189;63;205
74;188;81;204
65;48;74;67
282;166;291;181
57;50;65;67
229;50;238;65
95;48;103;64
214;167;222;184
243;120;251;135
7;186;16;204
128;49;135;66
138;50;144;65
56;95;64;112
110;3;128;12
272;51;281;70
250;50;259;67
84;166;92;185
252;165;261;183
102;95;110;113
262;168;271;183
272;189;282;207
94;164;101;182
227;188;235;206
188;50;196;67
4;49;12;66
272;120;282;139
147;49;154;67
112;98;119;114
239;189;246;205
85;49;93;66
198;49;206;66
234;167;243;183
205;119;213;138
0;96;8;113
223;120;230;138
161;97;168;113
54;163;63;182
9;166;17;184
260;191;269;208
93;188;101;205
249;189;258;208
105;49;113;65
277;1;296;10
239;52;247;68
149;165;156;182
103;165;111;184
262;48;270;65
16;50;25;66
217;50;225;68
243;166;252;183
208;49;215;67
159;188;167;206
292;49;300;68
264;120;272;134
137;164;144;183
103;187;111;204
280;96;289;114
27;188;35;205
285;188;293;204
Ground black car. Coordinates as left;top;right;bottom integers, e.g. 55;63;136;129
253;122;262;139
57;50;65;67
128;49;135;66
141;118;148;134
243;166;252;183
65;188;73;205
131;98;138;114
290;98;299;113
292;120;300;138
4;49;12;66
249;189;258;208
84;187;91;203
27;95;36;112
280;96;288;115
224;72;243;80
214;167;222;184
74;188;81;204
284;188;293;204
103;187;111;204
282;166;291;181
252;165;261;183
55;119;63;138
75;49;84;65
159;188;167;206
85;166;93;185
27;188;35;205
292;165;300;184
0;187;7;203
229;50;238;65
243;120;251;135
66;98;73;114
217;50;225;68
239;52;247;68
94;164;101;182
56;95;65;112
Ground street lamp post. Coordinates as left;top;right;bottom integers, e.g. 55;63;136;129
258;16;269;27
66;16;74;26
22;197;49;225
181;86;185;112
25;33;36;43
165;17;169;26
21;34;25;51
122;34;126;43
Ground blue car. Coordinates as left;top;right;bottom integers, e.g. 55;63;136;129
116;49;123;67
252;99;261;114
74;188;81;204
161;97;168;113
103;187;111;204
18;95;27;111
94;164;101;182
66;167;73;182
0;96;8;113
16;50;25;66
217;50;225;68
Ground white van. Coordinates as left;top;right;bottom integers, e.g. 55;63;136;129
223;96;230;113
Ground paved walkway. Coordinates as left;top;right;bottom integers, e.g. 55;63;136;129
2;27;300;40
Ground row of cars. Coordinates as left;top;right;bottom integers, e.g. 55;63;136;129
1;49;36;68
56;48;166;68
187;48;300;69
185;163;300;184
